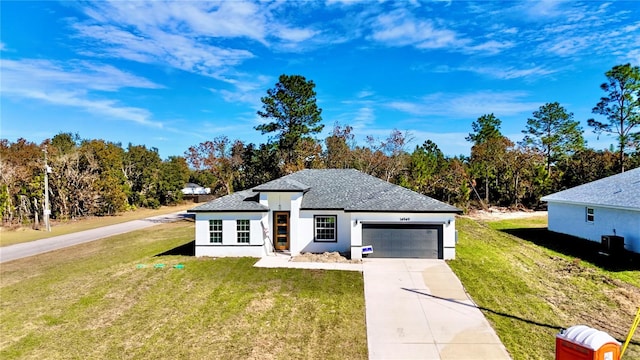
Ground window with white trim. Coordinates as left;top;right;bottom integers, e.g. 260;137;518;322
586;207;594;223
209;219;222;243
314;215;337;242
237;219;250;244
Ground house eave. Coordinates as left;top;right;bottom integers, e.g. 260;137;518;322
542;198;640;213
252;189;308;193
299;207;462;214
345;209;463;214
300;207;344;211
187;209;269;213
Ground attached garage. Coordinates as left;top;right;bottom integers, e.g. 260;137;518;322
362;223;443;259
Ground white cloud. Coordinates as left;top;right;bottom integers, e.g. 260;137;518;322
413;62;558;80
12;89;160;128
464;40;515;55
367;7;524;56
369;9;464;49
81;1;268;43
356;90;375;99
546;36;589;57
388;91;540;118
330;101;376;130
274;26;319;43
461;65;558;80
209;74;272;108
627;49;640;66
70;1;328;84
1;59;162;92
623;22;640;33
0;58;163;127
325;0;368;6
524;0;570;19
0;42;5;51
72;22;254;79
353;106;375;126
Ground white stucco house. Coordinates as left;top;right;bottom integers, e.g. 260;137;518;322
541;167;640;254
188;169;462;260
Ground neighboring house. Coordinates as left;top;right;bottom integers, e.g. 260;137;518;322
188;169;462;260
541;168;640;254
181;183;211;195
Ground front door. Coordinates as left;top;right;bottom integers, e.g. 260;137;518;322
273;212;290;251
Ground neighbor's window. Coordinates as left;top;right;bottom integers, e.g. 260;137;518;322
237;219;250;244
314;215;337;242
209;219;222;243
586;207;595;223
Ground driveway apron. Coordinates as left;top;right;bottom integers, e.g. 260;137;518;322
363;259;511;360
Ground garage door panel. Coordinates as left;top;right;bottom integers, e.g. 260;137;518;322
363;224;442;259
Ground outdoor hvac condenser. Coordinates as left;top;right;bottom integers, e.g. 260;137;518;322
556;325;620;360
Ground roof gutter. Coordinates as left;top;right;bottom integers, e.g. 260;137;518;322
541;198;640;213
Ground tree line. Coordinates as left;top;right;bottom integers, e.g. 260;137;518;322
1;65;638;226
1;134;190;226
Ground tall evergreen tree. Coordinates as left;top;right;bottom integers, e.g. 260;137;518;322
466;113;502;144
521;102;585;175
588;63;640;172
467;114;506;205
255;74;323;170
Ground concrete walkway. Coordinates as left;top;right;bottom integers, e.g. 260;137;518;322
364;259;511;360
0;211;191;263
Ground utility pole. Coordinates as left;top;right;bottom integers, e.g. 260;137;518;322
43;146;51;232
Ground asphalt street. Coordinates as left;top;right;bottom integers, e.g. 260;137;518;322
0;211;192;263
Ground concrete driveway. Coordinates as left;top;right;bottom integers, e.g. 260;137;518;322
363;259;511;360
0;211;192;263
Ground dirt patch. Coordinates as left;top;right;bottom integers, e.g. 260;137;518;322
291;252;361;264
247;293;275;314
540;255;640;342
465;207;547;221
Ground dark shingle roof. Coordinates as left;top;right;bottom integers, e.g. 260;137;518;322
189;189;268;212
189;169;461;213
286;169;460;212
541;167;640;211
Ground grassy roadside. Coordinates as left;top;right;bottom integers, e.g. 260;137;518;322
0;220;367;359
449;216;640;359
0;202;195;247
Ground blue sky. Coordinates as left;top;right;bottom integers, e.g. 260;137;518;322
2;1;639;159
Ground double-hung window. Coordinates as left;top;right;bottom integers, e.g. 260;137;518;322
237;220;250;244
586;207;595;223
209;219;222;243
314;215;337;242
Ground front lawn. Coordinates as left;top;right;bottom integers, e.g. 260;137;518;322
449;216;640;359
0;221;367;359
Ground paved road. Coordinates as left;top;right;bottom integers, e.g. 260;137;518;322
0;211;192;263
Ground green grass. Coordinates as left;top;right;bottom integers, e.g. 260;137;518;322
0;221;367;359
449;216;640;359
0;202;195;247
5;212;636;359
